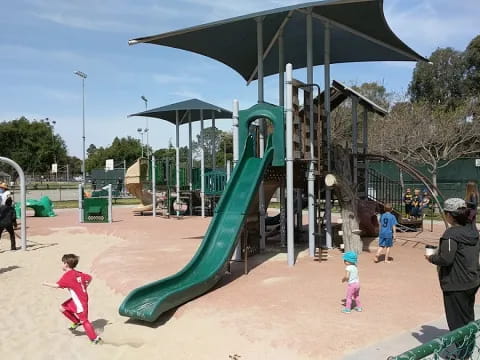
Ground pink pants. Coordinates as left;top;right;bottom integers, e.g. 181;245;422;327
346;282;361;310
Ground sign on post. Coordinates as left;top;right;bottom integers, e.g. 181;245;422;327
475;159;480;167
51;163;58;173
105;159;114;171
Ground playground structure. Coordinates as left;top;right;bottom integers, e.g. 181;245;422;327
14;196;56;218
119;0;439;323
78;184;113;223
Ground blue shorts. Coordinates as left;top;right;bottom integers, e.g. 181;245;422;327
379;237;393;247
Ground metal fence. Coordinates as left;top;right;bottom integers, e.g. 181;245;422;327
389;320;480;360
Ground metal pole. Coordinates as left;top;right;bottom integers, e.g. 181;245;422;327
82;77;86;186
123;159;126;195
324;21;333;249
226;160;231;181
278;30;287;249
286;64;294;266
363;109;369;196
306;8;316;257
152;155;157;217
352;96;359;190
200;109;205;217
175;110;180;217
257;16;266;251
212;112;216;170
0;157;26;250
108;184;112;223
188;111;193;191
232;100;239;167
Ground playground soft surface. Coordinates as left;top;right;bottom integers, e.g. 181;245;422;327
1;208;478;360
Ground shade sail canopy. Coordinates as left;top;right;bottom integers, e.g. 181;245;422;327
128;98;232;125
129;0;427;82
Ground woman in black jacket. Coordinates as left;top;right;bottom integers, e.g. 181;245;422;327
0;197;17;250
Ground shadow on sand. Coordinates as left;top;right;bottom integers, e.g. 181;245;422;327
0;265;21;274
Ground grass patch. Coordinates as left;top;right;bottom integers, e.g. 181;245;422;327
53;197;140;209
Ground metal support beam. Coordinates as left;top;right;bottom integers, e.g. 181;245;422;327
212;112;216;170
175;110;180;217
286;63;295;266
278;31;287;249
306;8;316;257
188;111;193;192
152;155;157;217
324;21;333;249
200;110;205;217
233;100;239;167
257;16;266;251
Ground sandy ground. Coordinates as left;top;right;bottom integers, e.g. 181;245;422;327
0;208;477;359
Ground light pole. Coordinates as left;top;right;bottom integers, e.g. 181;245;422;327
137;128;145;158
141;95;149;157
74;70;87;185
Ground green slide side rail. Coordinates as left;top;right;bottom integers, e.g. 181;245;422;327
119;136;275;322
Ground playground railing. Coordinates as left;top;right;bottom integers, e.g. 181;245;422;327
389;320;480;360
204;170;227;196
367;168;403;213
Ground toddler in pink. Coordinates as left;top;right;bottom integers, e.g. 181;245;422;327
341;251;362;314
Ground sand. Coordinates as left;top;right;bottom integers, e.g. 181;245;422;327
0;208;476;359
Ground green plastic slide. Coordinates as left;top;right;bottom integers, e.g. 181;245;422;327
15;196;56;218
119;136;274;322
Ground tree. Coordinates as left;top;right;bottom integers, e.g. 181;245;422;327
85;136;144;171
408;47;467;109
0;117;68;176
465;35;480;96
192;128;232;169
371;102;480;189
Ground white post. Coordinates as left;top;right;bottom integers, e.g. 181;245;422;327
108;184;112;223
200;109;205;217
286;64;295;266
306;8;316;257
226;160;231;181
0;157;27;250
232;100;239;167
175;110;180;217
78;183;83;223
279;30;287;249
257;16;266;251
152;155;157;217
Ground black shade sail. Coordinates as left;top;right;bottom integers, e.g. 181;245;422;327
129;0;427;82
128;98;232;125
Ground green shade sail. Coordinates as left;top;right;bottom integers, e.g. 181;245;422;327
128;98;232;125
129;0;427;82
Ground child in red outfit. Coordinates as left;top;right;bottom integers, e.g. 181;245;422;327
43;254;101;344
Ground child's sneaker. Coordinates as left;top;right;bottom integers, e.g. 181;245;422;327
91;336;103;344
354;307;363;312
68;323;81;332
341;308;351;314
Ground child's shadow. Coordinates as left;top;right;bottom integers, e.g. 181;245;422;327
374;255;395;263
71;319;110;336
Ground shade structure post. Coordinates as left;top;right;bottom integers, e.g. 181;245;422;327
188;111;193;191
0;157;27;250
256;15;267;251
175;110;180;217
306;8;316;257
278;31;287;248
286;64;294;266
152;155;157;217
232;100;239;167
352;96;359;190
200;109;205;217
324;21;332;248
363;109;369;194
211;111;216;169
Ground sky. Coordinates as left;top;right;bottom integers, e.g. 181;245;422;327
1;0;479;159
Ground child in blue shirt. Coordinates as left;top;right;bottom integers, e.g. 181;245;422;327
375;203;397;263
